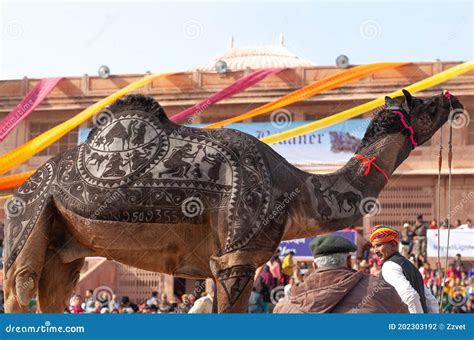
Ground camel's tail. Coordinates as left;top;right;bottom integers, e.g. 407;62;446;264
3;161;57;312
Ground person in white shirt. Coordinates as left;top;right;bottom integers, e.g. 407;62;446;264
369;225;439;314
188;280;215;313
188;293;213;314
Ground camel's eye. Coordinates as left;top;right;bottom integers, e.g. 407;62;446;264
426;100;438;116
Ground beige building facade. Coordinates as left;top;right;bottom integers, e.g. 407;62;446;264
1;45;472;300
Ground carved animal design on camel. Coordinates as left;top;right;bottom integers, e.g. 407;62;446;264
3;91;463;313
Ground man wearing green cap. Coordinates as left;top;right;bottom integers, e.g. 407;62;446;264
273;234;408;313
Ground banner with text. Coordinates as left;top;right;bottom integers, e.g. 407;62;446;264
427;229;474;258
279;230;357;258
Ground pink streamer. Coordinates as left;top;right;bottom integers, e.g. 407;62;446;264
170;68;286;123
0;77;62;142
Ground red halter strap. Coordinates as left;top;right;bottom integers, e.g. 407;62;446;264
354;154;389;184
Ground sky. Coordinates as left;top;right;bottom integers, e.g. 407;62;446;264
0;0;472;79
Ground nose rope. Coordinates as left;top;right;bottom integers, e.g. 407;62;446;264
439;89;454;312
436;127;443;295
444;89;454;113
438;90;450;288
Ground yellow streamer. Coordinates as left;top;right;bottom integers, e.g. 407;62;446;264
0;194;13;200
205;62;406;128
0;73;175;175
260;61;474;145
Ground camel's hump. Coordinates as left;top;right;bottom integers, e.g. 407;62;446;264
86;94;169;142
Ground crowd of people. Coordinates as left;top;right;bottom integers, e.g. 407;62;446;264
62;249;301;314
398;215;473;258
67;290;199;314
62;249;298;314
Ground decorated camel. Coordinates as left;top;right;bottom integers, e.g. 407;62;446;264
3;90;463;313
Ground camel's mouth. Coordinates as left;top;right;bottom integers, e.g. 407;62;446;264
440;93;464;126
447;95;464;112
416;92;464;133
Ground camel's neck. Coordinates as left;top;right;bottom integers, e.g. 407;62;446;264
283;132;412;240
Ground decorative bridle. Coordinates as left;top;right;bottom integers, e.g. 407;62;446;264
354;91;455;188
353;95;419;184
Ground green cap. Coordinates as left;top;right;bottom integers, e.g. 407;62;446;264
309;234;357;258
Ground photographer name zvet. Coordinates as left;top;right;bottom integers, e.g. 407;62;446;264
446;323;466;330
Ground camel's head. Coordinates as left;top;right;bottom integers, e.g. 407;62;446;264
358;90;465;152
384;90;464;146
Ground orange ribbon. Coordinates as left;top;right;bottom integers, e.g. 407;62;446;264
0;171;35;191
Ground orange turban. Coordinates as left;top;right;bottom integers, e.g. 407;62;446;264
369;225;400;245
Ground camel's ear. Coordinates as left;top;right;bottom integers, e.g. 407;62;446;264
384;96;392;106
402;89;413;108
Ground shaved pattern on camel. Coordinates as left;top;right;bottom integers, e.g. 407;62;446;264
5;106;272;272
216;265;255;306
4;161;55;273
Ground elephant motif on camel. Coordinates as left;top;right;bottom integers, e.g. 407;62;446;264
3;90;463;313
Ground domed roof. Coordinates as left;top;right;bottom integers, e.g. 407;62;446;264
195;35;315;71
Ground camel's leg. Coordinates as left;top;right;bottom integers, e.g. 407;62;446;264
210;250;273;313
37;250;84;313
3;160;60;313
4;217;51;313
212;279;218;313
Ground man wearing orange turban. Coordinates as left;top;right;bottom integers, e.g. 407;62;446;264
370;225;438;314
